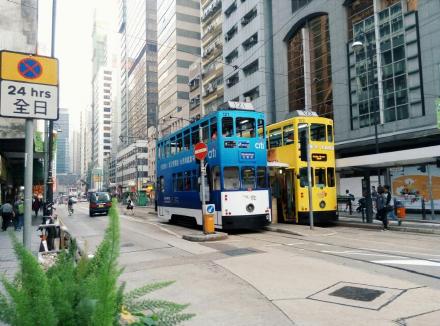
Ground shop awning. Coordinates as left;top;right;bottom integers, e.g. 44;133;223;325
336;145;440;170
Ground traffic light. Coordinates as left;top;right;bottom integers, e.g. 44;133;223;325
300;134;308;161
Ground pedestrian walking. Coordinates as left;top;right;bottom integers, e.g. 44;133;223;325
14;197;24;231
1;200;15;231
345;189;354;215
375;186;389;230
383;185;396;221
126;199;134;215
32;195;41;218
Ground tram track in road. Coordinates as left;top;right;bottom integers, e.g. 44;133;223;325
235;231;440;282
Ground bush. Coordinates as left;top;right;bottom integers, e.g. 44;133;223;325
0;199;194;326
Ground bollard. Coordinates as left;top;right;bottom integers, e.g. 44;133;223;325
203;213;215;234
422;197;426;220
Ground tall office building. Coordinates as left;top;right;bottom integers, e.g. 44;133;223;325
119;0;158;142
157;0;201;134
222;0;275;121
56;108;70;174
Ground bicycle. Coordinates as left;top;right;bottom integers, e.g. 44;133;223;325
68;206;74;216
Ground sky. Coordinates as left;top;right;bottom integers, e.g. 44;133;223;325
38;0;95;131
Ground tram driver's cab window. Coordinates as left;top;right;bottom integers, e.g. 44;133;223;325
222;117;233;137
310;124;326;141
211;166;221;191
236;117;256;138
314;168;326;188
242;167;256;189
223;167;240;190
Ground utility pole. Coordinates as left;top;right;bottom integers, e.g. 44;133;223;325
306;125;314;230
46;0;57;212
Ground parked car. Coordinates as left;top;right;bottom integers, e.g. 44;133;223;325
89;192;112;217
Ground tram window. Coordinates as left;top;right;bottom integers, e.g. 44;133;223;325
191;170;198;191
177;172;183;191
170;137;176;155
211;166;221;191
269;128;282;148
183;129;191;150
310;124;326;141
257;119;265;139
176;134;183;152
283;125;294;145
165;140;171;157
236;117;256;138
172;173;177;191
192;126;200;145
257;167;267;188
327;125;333;142
299;167;314;187
315;168;326;188
222;117;233;137
327;167;335;187
223;167;240;190
201;121;210;143
159;176;165;193
184;171;191;190
242;167;256;189
210;118;218;141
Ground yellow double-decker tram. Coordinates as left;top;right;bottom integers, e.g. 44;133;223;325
264;111;337;224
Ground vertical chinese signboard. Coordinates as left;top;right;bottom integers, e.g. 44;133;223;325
0;50;59;119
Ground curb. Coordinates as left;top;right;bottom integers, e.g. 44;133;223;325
182;232;228;242
336;221;440;235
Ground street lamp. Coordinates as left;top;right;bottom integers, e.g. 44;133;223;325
351;39;381;182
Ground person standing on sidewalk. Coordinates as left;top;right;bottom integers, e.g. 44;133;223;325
14;197;24;231
345;189;354;215
1;200;15;231
32;195;41;218
383;185;396;221
375;186;389;230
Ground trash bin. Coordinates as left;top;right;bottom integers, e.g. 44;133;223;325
395;201;406;219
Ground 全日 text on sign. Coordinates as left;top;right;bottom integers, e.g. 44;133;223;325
0;51;59;120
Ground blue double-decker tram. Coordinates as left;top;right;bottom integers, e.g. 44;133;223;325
156;102;271;230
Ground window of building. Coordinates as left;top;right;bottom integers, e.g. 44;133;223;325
242;33;258;51
225;24;238;42
291;0;312;13
236;117;255;138
243;86;259;101
224;1;237;18
350;2;408;127
243;59;259;76
104;107;111;112
104;76;112;81
226;73;239;88
241;7;257;27
287;14;333;118
104;101;111;106
104;133;111;137
225;48;239;64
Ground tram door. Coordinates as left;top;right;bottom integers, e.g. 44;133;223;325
284;170;295;222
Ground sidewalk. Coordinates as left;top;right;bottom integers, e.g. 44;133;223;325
0;216;42;280
336;214;440;235
118;203;156;219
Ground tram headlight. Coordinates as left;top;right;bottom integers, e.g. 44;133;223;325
246;203;255;213
319;200;326;209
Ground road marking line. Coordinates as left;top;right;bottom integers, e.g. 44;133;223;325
372;259;440;267
360;248;440;258
321;250;405;258
286;242;305;246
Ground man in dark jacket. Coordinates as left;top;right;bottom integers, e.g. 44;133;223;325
1;200;15;231
375;186;389;230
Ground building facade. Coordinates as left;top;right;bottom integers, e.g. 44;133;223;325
222;0;276;122
119;0;158;142
201;0;224;115
56;108;70;174
116;140;148;193
225;0;439;211
157;0;201;134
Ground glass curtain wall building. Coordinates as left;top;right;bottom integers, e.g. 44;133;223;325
119;0;158;142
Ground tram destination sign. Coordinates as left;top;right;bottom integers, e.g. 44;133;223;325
0;51;59;120
312;153;327;162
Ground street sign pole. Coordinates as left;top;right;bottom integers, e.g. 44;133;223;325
198;128;206;232
24;119;34;249
306;126;314;230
